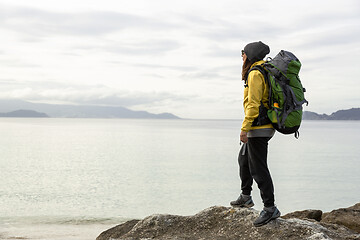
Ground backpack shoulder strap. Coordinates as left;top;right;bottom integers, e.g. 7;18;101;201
245;65;268;87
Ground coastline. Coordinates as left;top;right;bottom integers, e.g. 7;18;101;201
1;204;359;240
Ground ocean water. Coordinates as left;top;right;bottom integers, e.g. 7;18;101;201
0;118;359;239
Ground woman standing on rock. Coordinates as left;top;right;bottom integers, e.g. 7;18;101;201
230;41;280;227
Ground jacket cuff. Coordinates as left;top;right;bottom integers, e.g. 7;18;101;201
241;122;251;132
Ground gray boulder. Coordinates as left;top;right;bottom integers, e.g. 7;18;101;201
282;209;323;222
97;205;360;240
321;203;360;234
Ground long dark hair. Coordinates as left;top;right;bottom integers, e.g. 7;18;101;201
241;58;252;80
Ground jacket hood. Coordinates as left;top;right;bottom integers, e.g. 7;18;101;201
244;41;270;63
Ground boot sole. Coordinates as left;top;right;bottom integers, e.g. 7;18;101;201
230;202;254;208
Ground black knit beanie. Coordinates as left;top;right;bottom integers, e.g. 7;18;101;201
243;41;270;63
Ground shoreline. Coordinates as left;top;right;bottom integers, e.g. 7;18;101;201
1;203;359;240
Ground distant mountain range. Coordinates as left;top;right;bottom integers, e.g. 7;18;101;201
303;108;360;120
0;109;49;118
0;99;180;119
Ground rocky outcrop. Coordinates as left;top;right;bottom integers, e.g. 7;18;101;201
97;204;360;240
282;209;323;222
281;203;360;234
321;203;360;234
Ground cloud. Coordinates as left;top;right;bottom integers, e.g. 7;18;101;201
127;63;198;72
201;27;263;43
0;5;178;38
205;45;242;58
180;69;239;82
101;39;182;55
197;4;360;53
0;5;185;56
0;59;41;68
69;38;183;56
296;26;360;50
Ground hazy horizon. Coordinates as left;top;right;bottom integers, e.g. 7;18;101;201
0;98;358;119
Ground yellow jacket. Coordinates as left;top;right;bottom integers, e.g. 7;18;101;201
241;60;273;132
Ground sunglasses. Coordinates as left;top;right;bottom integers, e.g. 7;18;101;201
241;50;245;56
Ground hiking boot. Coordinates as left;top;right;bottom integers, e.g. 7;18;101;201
253;206;281;227
230;194;254;208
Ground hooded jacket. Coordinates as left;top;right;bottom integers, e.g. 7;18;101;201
241;60;273;132
241;41;273;134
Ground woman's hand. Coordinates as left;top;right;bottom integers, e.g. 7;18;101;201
240;131;248;143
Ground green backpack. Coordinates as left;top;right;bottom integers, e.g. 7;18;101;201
249;50;308;138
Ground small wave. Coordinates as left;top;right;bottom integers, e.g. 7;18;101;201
0;216;131;226
48;216;128;225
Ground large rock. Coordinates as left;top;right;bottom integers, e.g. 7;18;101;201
321;203;360;233
97;205;360;240
282;209;323;222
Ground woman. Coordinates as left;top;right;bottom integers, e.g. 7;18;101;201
230;41;280;227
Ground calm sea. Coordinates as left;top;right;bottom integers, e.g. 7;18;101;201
0;118;359;239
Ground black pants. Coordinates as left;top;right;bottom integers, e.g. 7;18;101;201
238;137;275;207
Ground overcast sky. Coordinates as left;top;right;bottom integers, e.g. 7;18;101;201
0;0;359;119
